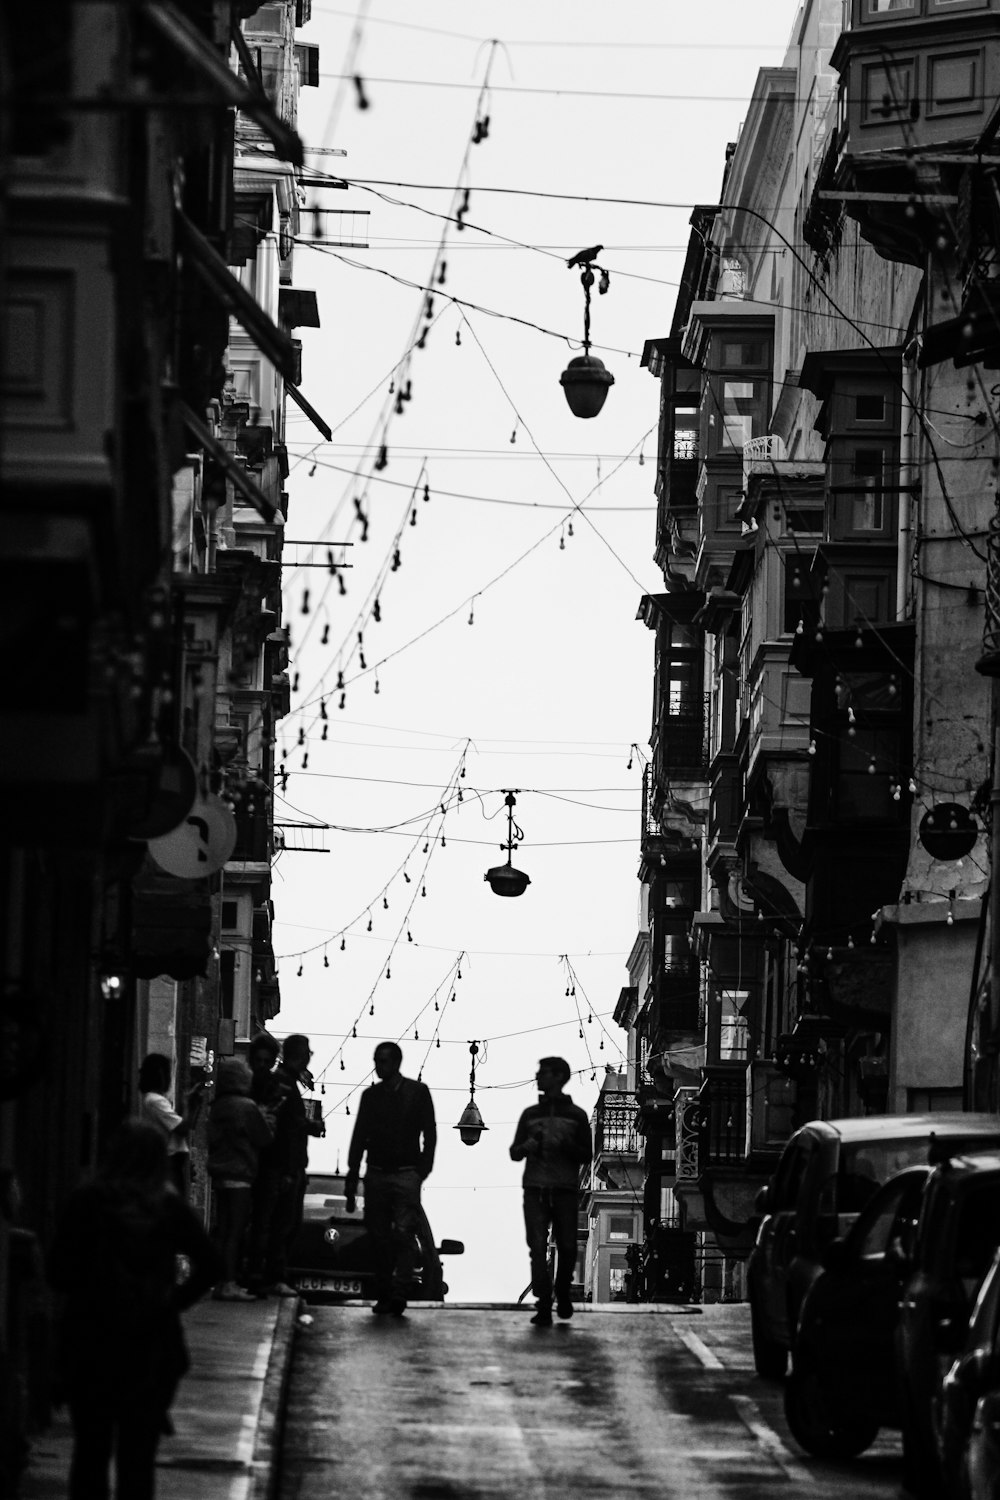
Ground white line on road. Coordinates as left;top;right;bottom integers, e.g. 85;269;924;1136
730;1393;809;1479
679;1329;724;1369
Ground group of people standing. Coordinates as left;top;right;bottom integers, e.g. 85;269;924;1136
139;1032;324;1298
46;1040;592;1498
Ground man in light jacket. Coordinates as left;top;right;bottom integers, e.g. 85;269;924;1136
510;1056;592;1326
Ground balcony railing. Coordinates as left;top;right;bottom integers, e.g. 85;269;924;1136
699;1070;746;1169
674;1087;702;1184
595;1091;638;1156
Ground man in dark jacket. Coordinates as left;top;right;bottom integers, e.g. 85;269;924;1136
247;1033;323;1297
510;1056;592;1325
345;1042;436;1317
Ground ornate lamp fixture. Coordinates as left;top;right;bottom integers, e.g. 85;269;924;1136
454;1041;488;1145
559;249;614;419
484;791;531;897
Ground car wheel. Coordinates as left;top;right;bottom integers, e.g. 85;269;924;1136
750;1294;787;1380
784;1364;879;1460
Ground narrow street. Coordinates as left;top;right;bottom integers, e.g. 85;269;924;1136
278;1304;903;1498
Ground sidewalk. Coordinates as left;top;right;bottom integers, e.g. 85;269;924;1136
20;1296;299;1500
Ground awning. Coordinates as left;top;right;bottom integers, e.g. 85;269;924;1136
181;403;276;522
140;0;303;165
176;212;299;383
284;380;332;441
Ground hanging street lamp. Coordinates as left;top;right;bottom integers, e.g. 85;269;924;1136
484;790;531;897
560;248;614;419
454;1041;488;1145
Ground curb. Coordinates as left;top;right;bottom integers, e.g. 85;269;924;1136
249;1297;300;1500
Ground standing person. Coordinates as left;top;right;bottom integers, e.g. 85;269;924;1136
345;1042;436;1317
206;1058;273;1301
245;1032;285;1296
138;1053;203;1198
509;1057;593;1326
252;1033;324;1297
48;1121;222;1500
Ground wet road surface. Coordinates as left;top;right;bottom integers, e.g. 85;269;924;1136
278;1303;905;1498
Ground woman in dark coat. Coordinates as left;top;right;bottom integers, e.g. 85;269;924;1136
48;1121;223;1500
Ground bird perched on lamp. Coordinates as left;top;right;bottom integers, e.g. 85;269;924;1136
566;245;603;268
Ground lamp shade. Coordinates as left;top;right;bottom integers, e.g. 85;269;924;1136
454;1097;488;1145
484;862;531;898
559;354;614;418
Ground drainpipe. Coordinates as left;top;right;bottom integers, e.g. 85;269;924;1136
897;353;915;620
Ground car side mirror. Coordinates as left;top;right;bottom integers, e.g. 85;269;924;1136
438;1239;464;1256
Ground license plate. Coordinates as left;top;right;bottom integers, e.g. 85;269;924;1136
296;1276;363;1294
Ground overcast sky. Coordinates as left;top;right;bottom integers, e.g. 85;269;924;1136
270;0;791;1301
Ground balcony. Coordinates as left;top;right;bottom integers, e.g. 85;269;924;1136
646;960;701;1038
742;434;784;491
828;0;1000;263
595;1091;638;1157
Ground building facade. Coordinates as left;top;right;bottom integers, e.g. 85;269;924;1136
621;0;1000;1300
0;0;323;1471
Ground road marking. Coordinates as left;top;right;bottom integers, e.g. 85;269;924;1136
730;1393;808;1478
679;1330;724;1369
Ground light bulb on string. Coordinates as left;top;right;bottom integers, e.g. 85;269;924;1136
383;896;389;910
321;624;330;644
301;589;310;615
351;1024;357;1038
340;1059;345;1071
323;952;329;969
340;937;346;951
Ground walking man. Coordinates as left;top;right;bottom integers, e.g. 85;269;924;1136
510;1057;592;1326
345;1042;436;1317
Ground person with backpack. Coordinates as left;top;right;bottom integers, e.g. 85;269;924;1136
48;1121;222;1499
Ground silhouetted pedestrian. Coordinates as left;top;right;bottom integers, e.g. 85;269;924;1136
345;1042;436;1316
246;1031;285;1295
248;1034;324;1296
510;1057;592;1325
138;1053;203;1197
48;1121;222;1500
207;1057;273;1300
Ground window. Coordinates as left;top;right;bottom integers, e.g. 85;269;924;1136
222;901;239;930
784;507;824;536
837;727;897;821
673;414;699;462
717;486;744;530
784;555;821;635
608;1215;634;1242
608;1254;628;1298
721;381;757;450
722;340;766;368
850;448;887;530
855;393;886;423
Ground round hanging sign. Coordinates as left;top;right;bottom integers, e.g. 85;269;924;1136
148;793;238;878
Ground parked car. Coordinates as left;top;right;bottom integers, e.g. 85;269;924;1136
783;1165;929;1459
937;1244;1000;1500
747;1113;1000;1380
782;1150;1000;1495
900;1153;1000;1495
286;1172;464;1303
